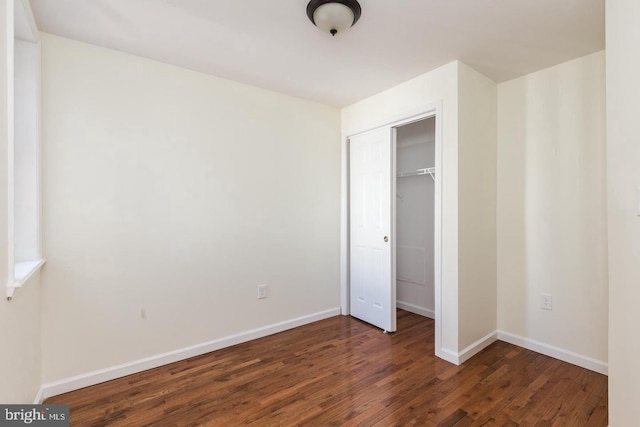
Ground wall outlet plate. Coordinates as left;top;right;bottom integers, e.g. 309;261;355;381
258;284;268;299
540;293;552;311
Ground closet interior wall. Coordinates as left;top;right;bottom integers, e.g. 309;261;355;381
396;118;435;318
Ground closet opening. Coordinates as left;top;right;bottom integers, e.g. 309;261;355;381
394;118;436;320
343;104;442;356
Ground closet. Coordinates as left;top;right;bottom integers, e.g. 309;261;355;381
395;118;435;319
348;115;437;333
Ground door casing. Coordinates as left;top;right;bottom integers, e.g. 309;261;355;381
341;102;443;358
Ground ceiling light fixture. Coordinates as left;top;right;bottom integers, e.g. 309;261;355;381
306;0;362;37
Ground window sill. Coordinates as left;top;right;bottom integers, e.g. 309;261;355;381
7;259;46;300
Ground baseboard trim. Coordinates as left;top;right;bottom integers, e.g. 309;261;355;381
437;331;497;366
33;386;45;405
459;331;498;364
36;312;607;403
38;308;341;402
438;347;460;365
396;301;435;319
497;330;608;375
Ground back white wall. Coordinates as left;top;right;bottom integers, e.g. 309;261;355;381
40;33;341;383
497;51;608;368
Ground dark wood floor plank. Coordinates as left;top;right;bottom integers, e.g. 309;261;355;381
45;311;607;426
462;350;560;425
583;392;609;427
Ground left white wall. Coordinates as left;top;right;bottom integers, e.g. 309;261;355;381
0;277;41;403
40;34;341;384
0;0;42;403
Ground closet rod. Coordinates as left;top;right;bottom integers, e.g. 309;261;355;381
397;167;436;180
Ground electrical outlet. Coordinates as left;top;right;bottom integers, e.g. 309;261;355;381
540;294;552;311
258;284;268;299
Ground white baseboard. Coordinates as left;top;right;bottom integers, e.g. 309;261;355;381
459;331;498;364
35;312;607;403
438;331;606;375
33;386;45;405
497;330;608;375
38;308;341;402
438;347;460;365
438;330;497;366
396;301;435;319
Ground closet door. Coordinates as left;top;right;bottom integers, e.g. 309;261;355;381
349;127;396;332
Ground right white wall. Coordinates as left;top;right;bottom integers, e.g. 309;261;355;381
497;51;608;369
606;0;640;424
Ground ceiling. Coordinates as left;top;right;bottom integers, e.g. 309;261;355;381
29;0;605;107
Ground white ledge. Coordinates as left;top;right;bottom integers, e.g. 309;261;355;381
7;259;46;300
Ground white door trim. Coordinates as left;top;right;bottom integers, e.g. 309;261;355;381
340;101;444;358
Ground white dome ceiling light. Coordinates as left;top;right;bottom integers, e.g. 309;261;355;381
306;0;362;37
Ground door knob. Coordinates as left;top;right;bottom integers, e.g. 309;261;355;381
384;236;389;242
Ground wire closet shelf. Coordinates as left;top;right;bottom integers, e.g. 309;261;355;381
396;167;435;181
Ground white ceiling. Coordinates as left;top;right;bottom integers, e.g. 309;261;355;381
29;0;605;107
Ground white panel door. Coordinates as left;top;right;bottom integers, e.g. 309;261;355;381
349;127;396;332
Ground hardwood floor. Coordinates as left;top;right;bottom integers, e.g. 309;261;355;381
46;310;608;426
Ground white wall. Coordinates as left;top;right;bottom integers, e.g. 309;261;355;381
0;0;42;403
606;0;640;424
342;62;460;355
0;274;42;403
40;34;341;383
497;51;608;365
457;62;497;351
